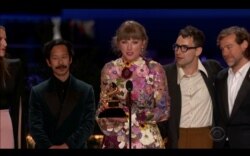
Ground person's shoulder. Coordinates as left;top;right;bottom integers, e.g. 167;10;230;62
101;58;121;73
72;75;93;89
148;59;176;72
103;58;120;66
217;68;228;79
31;79;50;91
76;79;92;88
6;58;23;72
6;58;21;63
148;59;163;66
162;62;176;70
203;59;221;66
6;58;22;66
202;59;224;74
103;61;113;67
147;60;163;70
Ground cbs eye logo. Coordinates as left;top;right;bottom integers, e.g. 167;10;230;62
210;127;225;141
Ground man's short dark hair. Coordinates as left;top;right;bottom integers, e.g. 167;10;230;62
43;39;74;59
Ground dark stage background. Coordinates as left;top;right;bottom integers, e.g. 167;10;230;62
1;9;250;148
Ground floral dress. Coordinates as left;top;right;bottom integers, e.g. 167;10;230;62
96;57;170;149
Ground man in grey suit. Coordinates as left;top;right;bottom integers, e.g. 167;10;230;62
164;25;223;148
214;26;250;148
29;39;96;149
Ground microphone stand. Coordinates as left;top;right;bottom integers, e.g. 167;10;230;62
127;90;132;149
126;80;133;149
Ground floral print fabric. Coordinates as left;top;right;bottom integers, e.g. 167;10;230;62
96;57;170;148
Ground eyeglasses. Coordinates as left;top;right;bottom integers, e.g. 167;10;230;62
172;43;198;53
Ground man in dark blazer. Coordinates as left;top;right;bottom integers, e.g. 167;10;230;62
164;25;223;148
214;26;250;148
29;39;96;149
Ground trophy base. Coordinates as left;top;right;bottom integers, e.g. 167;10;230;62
98;107;127;118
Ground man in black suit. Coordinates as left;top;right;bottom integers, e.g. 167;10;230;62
214;26;250;148
164;25;223;148
29;39;96;149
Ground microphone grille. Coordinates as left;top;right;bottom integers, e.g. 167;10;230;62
126;80;133;92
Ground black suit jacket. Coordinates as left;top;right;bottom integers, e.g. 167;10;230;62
0;58;26;148
164;59;223;148
29;74;96;149
214;67;250;148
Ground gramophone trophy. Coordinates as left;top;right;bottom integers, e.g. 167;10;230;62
98;83;127;118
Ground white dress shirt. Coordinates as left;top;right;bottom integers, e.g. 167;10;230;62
227;61;250;116
178;59;212;128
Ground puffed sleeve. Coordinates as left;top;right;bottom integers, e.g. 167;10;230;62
136;61;170;124
96;62;128;136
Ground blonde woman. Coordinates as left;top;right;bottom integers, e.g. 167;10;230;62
96;20;170;149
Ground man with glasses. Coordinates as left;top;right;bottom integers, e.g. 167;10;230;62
164;25;223;148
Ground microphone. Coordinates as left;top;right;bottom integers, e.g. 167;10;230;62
126;80;133;92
